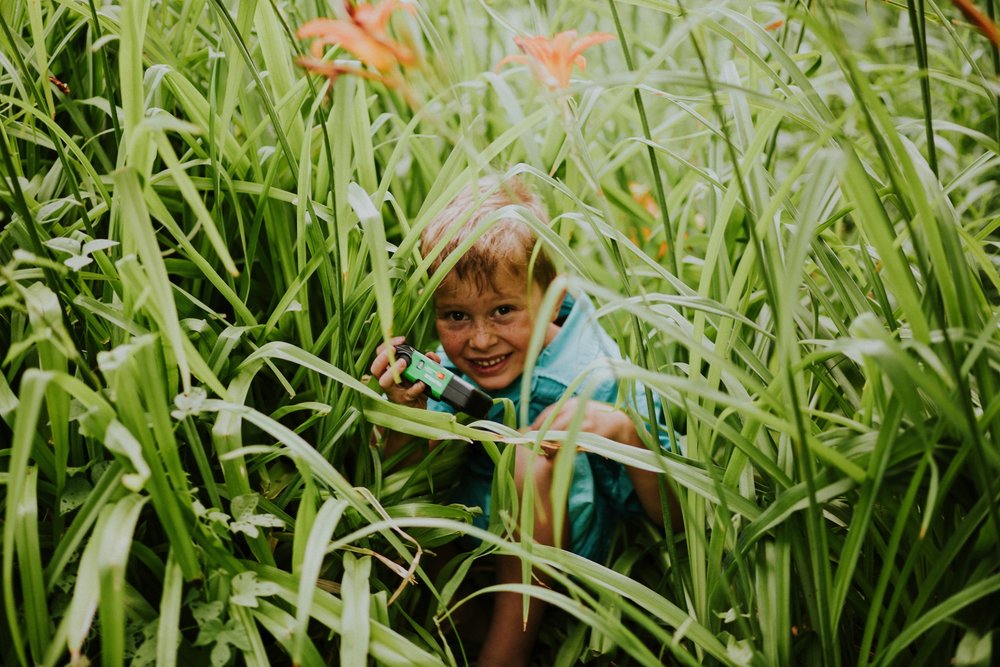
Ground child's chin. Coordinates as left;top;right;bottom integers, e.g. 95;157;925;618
468;365;521;391
470;373;511;390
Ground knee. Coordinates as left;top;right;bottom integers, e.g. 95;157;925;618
513;448;557;495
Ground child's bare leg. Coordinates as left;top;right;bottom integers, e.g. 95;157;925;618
475;556;546;667
476;447;568;667
627;466;683;532
430;542;492;646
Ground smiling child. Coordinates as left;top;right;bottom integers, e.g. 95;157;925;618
370;175;678;666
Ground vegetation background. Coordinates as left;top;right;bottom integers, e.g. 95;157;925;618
1;0;998;664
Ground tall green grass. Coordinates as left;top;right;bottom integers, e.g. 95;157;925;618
1;0;998;664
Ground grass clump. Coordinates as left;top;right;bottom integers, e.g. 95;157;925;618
1;0;998;664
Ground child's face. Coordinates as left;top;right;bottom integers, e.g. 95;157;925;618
433;269;558;392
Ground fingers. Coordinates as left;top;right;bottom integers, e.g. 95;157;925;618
370;337;442;409
376;357;408;391
370;336;407;375
540;440;561;456
530;397;579;430
371;337;443;379
530;398;619;437
380;364;428;407
530;402;557;429
402;381;427;403
374;336;406;360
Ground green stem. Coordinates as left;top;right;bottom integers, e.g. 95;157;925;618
316;97;350;377
859;452;929;665
989;0;1000;149
907;0;939;176
607;0;678;277
208;0;298;177
85;0;122;147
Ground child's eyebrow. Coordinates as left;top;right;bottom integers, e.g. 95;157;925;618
432;302;467;313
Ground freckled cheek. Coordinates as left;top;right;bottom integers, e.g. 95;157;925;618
504;321;535;353
436;327;467;359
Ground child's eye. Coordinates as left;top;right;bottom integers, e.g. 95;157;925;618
446;311;468;322
495;305;514;316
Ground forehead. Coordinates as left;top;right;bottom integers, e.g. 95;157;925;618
434;268;533;306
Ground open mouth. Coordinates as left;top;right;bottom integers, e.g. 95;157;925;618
470;353;511;372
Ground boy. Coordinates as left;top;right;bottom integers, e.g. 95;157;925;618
370;175;678;666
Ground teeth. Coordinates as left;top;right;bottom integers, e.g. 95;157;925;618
473;355;507;368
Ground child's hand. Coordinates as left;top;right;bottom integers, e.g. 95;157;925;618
530;397;641;449
371;337;442;409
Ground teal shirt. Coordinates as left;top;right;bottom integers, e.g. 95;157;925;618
429;293;671;561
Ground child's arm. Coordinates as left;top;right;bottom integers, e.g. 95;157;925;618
370;336;442;463
530;397;683;531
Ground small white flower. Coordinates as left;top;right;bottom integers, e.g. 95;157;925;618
172;387;208;419
45;235;119;272
97;344;135;372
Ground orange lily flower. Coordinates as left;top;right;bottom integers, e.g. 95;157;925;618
629;181;660;218
293;57;383;84
498;30;615;90
951;0;1000;47
297;0;416;77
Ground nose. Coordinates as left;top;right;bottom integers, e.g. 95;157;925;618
469;322;496;350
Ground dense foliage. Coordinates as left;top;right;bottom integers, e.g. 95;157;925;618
1;0;999;664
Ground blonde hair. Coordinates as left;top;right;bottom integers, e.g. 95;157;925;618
420;175;557;291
